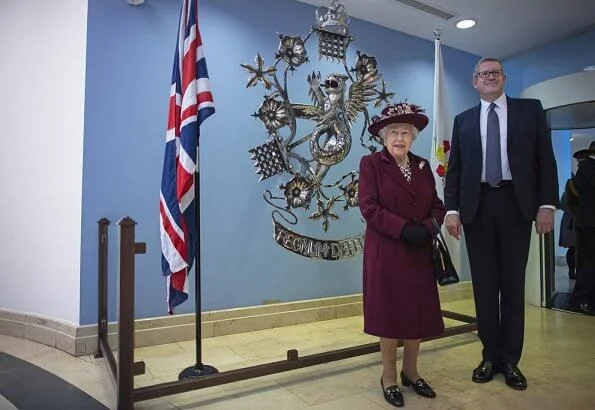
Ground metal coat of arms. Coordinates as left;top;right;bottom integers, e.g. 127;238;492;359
242;0;394;260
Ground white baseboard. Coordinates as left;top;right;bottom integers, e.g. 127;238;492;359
0;282;473;356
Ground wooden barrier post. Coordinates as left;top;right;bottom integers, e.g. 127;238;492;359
95;218;110;359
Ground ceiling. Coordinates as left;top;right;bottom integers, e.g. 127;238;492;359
295;0;595;58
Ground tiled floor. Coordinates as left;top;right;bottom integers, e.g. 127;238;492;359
1;299;595;409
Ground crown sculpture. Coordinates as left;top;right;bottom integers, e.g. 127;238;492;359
241;0;395;260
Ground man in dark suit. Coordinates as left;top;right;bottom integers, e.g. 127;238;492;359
571;141;595;315
444;57;559;391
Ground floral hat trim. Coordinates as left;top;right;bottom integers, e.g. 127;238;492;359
368;102;429;136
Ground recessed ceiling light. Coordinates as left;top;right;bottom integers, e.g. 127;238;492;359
456;19;476;29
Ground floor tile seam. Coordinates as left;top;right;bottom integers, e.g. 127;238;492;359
72;356;108;370
201;380;289;407
135;346;186;358
284;384;315;407
533;361;595;379
156;387;236;408
458;388;509;407
357;391;390;409
521;353;595;370
301;391;380;408
223;344;255;361
519;379;594;400
431;369;509;394
278;360;379;386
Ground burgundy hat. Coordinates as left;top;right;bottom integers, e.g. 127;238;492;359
573;140;595;159
368;102;429;137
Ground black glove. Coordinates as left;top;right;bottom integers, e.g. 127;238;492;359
401;223;431;246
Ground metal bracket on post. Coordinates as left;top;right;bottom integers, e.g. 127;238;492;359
116;217;147;409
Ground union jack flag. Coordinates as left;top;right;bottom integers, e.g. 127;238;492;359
160;0;214;314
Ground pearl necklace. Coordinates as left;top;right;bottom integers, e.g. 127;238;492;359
397;159;411;183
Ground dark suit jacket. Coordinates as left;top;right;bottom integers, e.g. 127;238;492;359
574;157;595;228
444;96;559;224
558;190;576;247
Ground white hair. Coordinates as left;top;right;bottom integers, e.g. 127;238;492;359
378;123;419;142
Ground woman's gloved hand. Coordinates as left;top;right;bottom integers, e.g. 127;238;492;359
401;223;431;246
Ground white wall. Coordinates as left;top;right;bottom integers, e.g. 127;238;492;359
0;0;88;325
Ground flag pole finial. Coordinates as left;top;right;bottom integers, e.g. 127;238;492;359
434;29;442;40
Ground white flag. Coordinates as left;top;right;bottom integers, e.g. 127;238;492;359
431;37;462;273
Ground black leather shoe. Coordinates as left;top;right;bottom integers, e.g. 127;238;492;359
502;364;527;390
381;378;404;407
574;302;595;316
472;361;499;383
401;371;436;398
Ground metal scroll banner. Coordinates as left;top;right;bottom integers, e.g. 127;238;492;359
274;220;364;260
242;0;393;259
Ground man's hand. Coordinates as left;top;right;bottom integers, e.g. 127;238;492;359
445;214;462;240
535;208;555;235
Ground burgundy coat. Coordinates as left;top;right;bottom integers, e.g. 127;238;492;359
359;149;446;339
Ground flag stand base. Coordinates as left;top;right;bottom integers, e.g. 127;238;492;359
178;364;219;380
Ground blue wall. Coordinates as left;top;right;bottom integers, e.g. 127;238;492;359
506;30;595;90
81;0;481;324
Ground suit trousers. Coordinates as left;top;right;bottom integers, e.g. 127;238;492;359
566;247;576;271
572;227;595;305
463;184;532;365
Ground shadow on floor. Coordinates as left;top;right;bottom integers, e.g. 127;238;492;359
0;352;107;410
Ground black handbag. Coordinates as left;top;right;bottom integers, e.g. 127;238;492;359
431;218;460;286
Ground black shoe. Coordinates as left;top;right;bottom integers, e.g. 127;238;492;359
472;361;499;383
502;364;527;390
573;302;595;316
381;378;404;407
400;371;436;398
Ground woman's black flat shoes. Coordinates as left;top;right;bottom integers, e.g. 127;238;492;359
401;371;436;398
381;378;404;407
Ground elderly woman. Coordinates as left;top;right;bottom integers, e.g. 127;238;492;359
358;103;446;407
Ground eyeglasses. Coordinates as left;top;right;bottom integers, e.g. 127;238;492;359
475;70;504;79
386;130;413;140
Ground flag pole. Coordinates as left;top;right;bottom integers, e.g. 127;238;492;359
432;28;441;186
176;0;218;380
179;149;218;379
431;27;463;274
